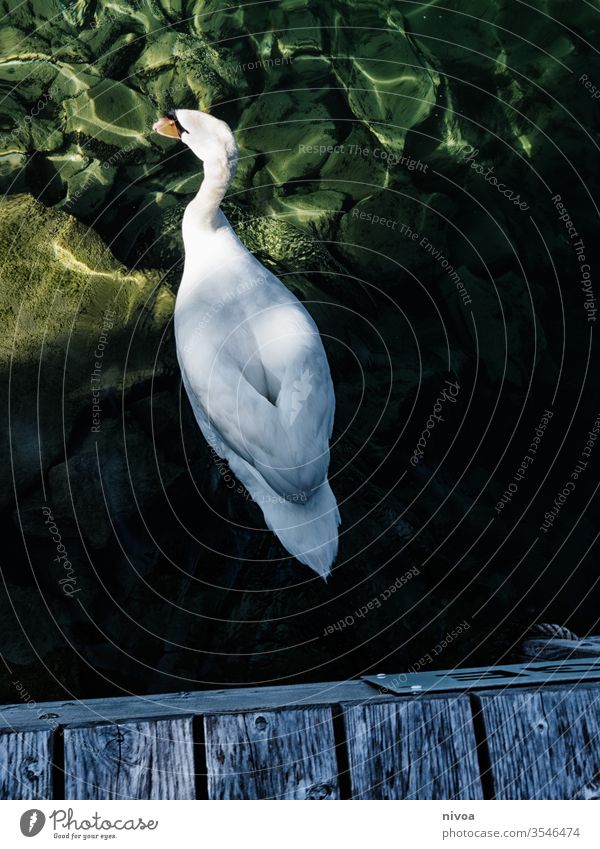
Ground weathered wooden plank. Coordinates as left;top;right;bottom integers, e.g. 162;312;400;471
204;708;340;799
343;697;483;799
63;718;195;799
0;679;382;731
477;686;600;799
0;729;53;799
2;657;600;732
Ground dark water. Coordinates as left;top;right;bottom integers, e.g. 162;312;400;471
0;0;599;701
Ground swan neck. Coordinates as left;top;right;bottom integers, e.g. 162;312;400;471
185;156;235;232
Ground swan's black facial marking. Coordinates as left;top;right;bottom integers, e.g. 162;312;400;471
165;109;188;137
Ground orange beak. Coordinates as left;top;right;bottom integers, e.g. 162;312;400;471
153;116;181;139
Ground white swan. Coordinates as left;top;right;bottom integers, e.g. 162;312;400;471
153;109;340;578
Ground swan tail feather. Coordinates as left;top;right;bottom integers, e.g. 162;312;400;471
259;482;341;579
229;457;340;579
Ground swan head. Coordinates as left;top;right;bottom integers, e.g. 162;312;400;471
153;108;237;167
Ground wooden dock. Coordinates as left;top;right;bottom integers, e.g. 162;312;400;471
1;656;600;800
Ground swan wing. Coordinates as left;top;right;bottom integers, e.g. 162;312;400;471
182;322;334;500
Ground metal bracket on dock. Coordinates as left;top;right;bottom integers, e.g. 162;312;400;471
363;656;600;696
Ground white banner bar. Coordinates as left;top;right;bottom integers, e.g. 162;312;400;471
0;800;598;848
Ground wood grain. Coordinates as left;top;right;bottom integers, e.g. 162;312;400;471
343;697;483;799
204;708;340;799
478;686;600;799
0;679;381;731
0;729;53;799
63;718;195;799
1;668;598;732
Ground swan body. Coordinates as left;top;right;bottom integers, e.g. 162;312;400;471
154;109;340;578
